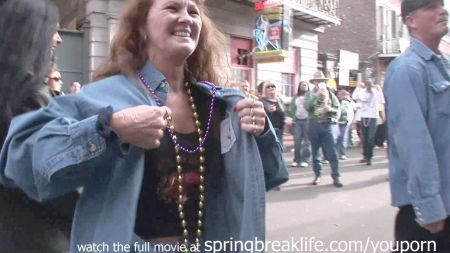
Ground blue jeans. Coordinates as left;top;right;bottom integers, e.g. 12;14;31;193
361;118;377;160
293;119;310;163
375;123;387;147
308;121;340;179
347;123;354;146
336;123;350;157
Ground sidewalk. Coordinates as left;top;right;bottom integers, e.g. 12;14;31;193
282;132;388;163
282;128;364;152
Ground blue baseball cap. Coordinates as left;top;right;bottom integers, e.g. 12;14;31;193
401;0;444;18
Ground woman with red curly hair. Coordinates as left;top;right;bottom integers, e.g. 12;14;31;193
0;0;288;252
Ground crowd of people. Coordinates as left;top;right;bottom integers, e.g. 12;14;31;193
230;72;387;188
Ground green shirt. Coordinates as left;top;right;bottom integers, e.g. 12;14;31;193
338;100;351;123
304;89;340;122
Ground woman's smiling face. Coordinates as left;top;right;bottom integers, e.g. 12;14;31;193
145;0;202;61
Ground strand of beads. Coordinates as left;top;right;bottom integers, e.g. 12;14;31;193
137;71;216;154
165;82;205;251
137;72;214;251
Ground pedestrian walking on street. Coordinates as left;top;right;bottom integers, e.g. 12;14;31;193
304;71;343;187
374;103;387;148
384;0;450;251
0;0;288;252
289;81;310;168
261;80;286;147
336;89;354;160
352;80;384;165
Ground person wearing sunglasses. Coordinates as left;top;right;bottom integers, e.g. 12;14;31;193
261;81;286;148
46;68;65;97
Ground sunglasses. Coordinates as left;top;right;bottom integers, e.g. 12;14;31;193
266;85;276;89
49;77;61;82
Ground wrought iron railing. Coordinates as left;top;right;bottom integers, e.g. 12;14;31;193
379;38;401;54
288;0;339;17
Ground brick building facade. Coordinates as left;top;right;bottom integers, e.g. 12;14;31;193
318;0;402;85
318;0;450;86
319;0;378;62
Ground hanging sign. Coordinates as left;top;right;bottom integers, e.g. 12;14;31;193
253;0;292;63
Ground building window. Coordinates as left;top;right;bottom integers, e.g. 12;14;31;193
230;36;253;68
281;73;294;97
237;49;250;66
230;36;253;85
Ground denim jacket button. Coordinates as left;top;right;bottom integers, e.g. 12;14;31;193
88;142;97;152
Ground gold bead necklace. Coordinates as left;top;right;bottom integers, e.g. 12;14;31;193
165;82;205;251
137;72;217;251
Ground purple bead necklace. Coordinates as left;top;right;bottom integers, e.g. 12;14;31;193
138;71;218;246
137;71;216;154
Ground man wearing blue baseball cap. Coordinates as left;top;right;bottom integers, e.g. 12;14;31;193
384;0;450;251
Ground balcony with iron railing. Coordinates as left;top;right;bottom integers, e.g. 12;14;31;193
285;0;340;26
234;0;341;26
289;0;338;17
378;37;409;57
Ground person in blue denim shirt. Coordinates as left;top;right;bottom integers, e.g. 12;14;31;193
384;0;450;251
0;0;288;252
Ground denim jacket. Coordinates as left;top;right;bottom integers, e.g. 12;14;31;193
384;38;450;224
0;62;288;252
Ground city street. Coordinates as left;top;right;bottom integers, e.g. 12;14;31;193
266;145;396;252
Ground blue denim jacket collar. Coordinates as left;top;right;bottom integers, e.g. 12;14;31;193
410;37;438;61
140;61;244;104
140;61;166;90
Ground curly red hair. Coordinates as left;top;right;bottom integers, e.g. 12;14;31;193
94;0;227;86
